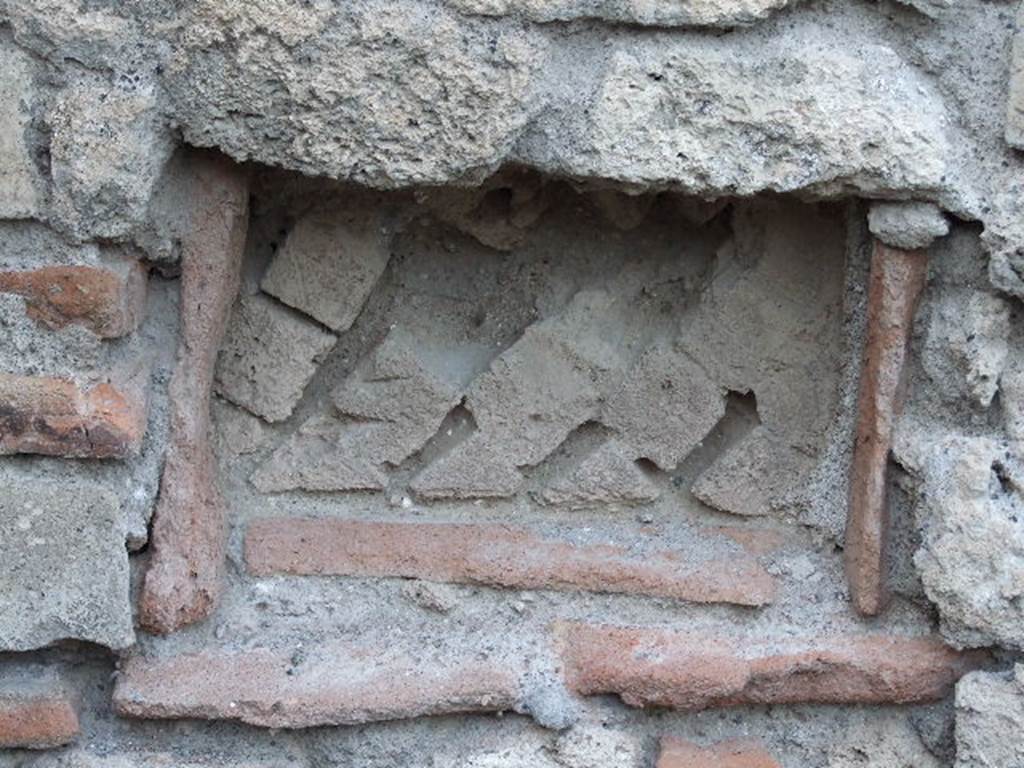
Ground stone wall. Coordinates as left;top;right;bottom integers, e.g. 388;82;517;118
0;0;1022;766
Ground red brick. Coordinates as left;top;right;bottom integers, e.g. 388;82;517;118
113;644;518;728
139;152;250;635
0;373;146;458
0;693;79;749
657;737;781;768
0;261;147;338
846;241;929;616
244;519;776;606
555;622;984;710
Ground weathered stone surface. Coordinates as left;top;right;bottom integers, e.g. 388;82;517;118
921;289;1010;408
215;293;336;422
413;289;632;499
328;326;466;464
48;76;173;241
908;436;1024;650
954;666;1024;768
0;373;147;459
0;669;79;750
868;202;949;250
828;716;944;768
0;477;132;650
0;40;42;219
657;736;781;768
538;438;661;509
250;417;386;493
252;326;464;492
446;0;793;27
261;207;391;331
245;518;776;605
0;261;148;339
603;344;724;471
846;242;929;616
114;643;519;728
556;623;982;710
679;200;847;522
416;168;550;250
140;152;249;635
1007;2;1024;150
1003;360;1024;445
692;425;809;518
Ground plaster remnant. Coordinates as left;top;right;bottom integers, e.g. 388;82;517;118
846;242;928;617
868;202;949;250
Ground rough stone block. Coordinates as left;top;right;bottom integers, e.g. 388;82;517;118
412;290;630;499
556;622;984;710
0;669;79;749
0;373;147;459
0;477;133;650
0;41;42;219
537;438;660;509
692;426;810;518
603;344;724;471
0;260;148;339
215;293;336;422
954;666;1024;768
868;201;949;250
245;518;776;606
921;288;1010;408
114;643;519;728
657;737;781;768
445;0;793;28
911;436;1024;650
48;76;173;240
1007;3;1024;150
260;207;390;332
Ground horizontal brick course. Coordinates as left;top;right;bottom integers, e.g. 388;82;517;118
113;644;518;728
0;373;146;458
245;519;776;606
556;622;984;710
0;692;79;749
657;736;781;768
0;262;147;338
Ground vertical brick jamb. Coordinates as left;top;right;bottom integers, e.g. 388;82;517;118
845;240;928;616
139;152;250;634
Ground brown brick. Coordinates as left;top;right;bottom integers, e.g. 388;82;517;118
245;519;776;606
113;644;518;728
657;737;781;768
846;241;929;616
0;373;146;458
556;622;983;710
0;693;79;749
139;152;249;635
0;262;147;338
